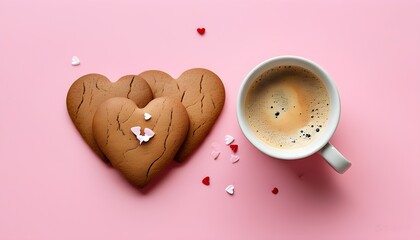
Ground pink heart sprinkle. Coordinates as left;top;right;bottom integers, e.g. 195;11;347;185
211;150;221;160
230;154;240;163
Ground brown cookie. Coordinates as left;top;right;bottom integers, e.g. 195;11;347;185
92;97;189;188
139;68;225;162
66;74;153;162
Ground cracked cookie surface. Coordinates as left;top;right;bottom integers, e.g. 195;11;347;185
139;68;225;162
92;97;189;188
66;74;153;162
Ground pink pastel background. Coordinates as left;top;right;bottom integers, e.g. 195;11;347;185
1;0;419;239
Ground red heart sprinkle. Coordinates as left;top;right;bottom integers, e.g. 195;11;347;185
197;28;205;35
202;176;210;186
272;187;279;194
230;144;238;153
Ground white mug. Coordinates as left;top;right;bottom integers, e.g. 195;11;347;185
237;56;351;173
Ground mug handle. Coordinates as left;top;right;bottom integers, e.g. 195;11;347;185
319;143;351;174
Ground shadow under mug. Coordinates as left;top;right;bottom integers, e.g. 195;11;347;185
237;55;351;173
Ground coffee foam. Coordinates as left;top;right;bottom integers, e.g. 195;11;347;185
245;65;330;149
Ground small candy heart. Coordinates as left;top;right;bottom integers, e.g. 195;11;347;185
211;150;221;160
144;128;155;138
202;176;210;186
230;154;240;164
144;112;152;120
71;56;80;66
197;28;205;35
272;187;279;194
230;144;238;153
225;135;234;145
225;184;234;195
131;126;141;136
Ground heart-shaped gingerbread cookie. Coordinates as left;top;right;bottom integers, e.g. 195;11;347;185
92;97;189;188
66;74;153;162
139;68;225;162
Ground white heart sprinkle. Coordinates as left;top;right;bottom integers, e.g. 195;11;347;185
230;154;240;163
144;112;152;120
225;135;234;145
225;185;235;195
71;56;80;66
210;150;221;160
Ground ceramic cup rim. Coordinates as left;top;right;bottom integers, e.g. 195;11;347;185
236;55;341;160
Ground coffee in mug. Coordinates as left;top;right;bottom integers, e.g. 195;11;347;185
245;65;330;149
237;56;351;173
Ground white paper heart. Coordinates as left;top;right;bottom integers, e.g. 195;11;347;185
131;126;141;135
230;154;240;163
210;150;221;160
225;184;234;195
144;112;152;120
225;135;234;145
131;126;155;145
71;56;80;66
144;128;155;138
